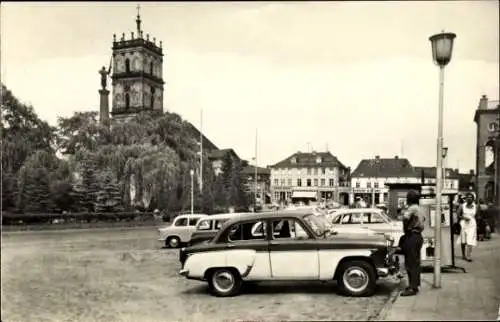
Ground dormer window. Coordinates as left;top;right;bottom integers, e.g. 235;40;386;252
291;157;297;164
316;156;322;164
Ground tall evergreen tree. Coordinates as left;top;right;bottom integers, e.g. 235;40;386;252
95;170;123;212
18;167;54;213
74;155;100;212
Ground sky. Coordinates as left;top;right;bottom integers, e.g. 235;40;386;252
1;1;499;172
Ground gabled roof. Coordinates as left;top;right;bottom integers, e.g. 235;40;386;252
208;148;240;161
242;165;270;175
270;151;348;169
185;123;219;151
414;166;460;180
351;156;417;178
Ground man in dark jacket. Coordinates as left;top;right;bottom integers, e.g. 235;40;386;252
400;190;425;297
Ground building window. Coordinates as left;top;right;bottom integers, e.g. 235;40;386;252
322;168;326;175
314;179;318;186
297;179;302;187
374;181;379;188
125;58;131;73
280;179;286;186
274;179;278;186
291;157;297;164
320;179;325;186
150;61;154;74
125;93;130;109
367;182;372;189
307;168;311;175
329;179;334;187
316;156;322;163
307;179;312;187
356;181;360;188
287;179;292;186
150;87;155;109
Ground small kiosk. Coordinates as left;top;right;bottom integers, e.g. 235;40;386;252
386;183;466;273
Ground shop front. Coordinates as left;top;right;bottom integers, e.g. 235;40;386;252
291;190;318;205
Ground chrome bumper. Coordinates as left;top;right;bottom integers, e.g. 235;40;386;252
179;269;189;277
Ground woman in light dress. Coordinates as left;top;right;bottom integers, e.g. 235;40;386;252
456;193;478;262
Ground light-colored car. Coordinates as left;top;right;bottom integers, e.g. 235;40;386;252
179;211;400;298
190;213;248;246
329;208;404;245
158;214;208;248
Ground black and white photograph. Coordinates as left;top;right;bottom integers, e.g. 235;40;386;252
1;1;499;321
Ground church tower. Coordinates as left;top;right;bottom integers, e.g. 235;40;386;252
111;7;164;121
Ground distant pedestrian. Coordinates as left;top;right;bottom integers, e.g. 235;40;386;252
456;193;477;262
400;190;425;297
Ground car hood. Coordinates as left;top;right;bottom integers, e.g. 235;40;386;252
322;233;388;247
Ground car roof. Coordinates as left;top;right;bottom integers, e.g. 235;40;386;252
222;209;313;225
199;213;248;220
333;208;383;215
176;213;208;218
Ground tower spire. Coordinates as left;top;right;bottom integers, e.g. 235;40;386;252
136;4;142;35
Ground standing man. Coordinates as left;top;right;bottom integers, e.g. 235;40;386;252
400;190;425;297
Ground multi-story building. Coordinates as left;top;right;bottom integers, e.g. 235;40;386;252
414;166;459;194
269;151;350;205
241;165;271;204
207;149;241;176
474;94;500;204
350;156;419;205
458;170;476;197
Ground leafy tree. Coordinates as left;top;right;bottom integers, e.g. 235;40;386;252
56;111;108;155
1;171;18;211
95;170;123;212
219;153;249;210
1;84;56;174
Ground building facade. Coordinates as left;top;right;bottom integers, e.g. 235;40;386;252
269;151;350;205
207;149;241;176
474;94;500;204
414;166;459;195
110;11;165;121
350;156;420;205
241;165;271;205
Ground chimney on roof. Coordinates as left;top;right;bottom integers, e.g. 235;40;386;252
469;169;475;175
375;155;380;159
394;155;399;159
479;94;488;110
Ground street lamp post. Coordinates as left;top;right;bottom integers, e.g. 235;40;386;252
442;146;448;191
429;31;456;289
190;169;194;215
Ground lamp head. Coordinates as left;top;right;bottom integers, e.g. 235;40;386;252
429;31;456;67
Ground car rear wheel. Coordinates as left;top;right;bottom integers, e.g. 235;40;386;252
337;260;376;297
166;236;181;248
208;268;242;297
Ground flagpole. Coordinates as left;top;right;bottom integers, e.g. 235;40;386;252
254;128;258;210
200;108;203;193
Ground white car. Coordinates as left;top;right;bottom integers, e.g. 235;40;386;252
329;208;404;245
158;214;208;248
179;211;400;297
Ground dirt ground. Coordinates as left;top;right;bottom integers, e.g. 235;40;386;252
1;227;398;322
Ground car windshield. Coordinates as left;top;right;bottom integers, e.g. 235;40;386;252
303;214;330;236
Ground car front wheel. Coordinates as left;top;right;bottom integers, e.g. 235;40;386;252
337;260;376;297
207;268;242;297
166;236;181;248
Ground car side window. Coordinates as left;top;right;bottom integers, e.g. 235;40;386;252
369;212;386;224
349;213;363;224
333;215;342;224
341;214;351;224
174;217;188;226
271;219;311;240
215;219;227;230
197;220;212;230
188;218;200;226
228;220;267;242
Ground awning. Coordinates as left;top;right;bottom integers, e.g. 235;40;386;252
292;191;318;199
